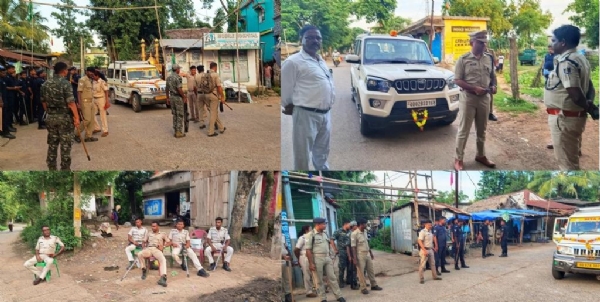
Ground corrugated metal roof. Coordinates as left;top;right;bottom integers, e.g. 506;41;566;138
526;199;577;210
159;39;203;49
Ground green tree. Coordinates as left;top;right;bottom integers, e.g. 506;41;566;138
527;171;600;201
435;190;469;204
0;0;50;51
370;15;411;34
281;0;353;50
510;0;552;45
92;56;107;68
113;171;154;222
444;0;515;36
201;0;241;33
566;0;599;49
50;0;94;62
475;171;534;200
352;0;396;29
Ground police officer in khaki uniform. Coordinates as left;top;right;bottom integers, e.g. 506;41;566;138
305;217;346;302
453;30;498;171
168;219;209;277
205;217;234;271
24;225;65;285
76;67;98;142
137;222;169;287
281;233;293;302
206;62;226;137
544;25;593;170
351;218;383;294
418;219;442;284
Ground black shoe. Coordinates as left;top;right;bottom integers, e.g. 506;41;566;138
8;127;16;132
84;137;98;142
500;254;507;257
361;289;369;294
181;263;187;271
284;294;292;302
461;265;469;268
209;263;216;270
199;125;206;129
223;263;231;272
351;285;359;290
339;283;345;288
338;298;346;302
197;269;209;277
455;266;460;270
420;279;424;284
436;270;441;275
489;113;497;121
141;268;147;280
74;136;81;143
220;127;226;134
1;132;15;139
157;275;167;287
441;269;451;273
106;111;110;115
38;125;46;129
19;121;28;126
208;133;218;137
371;285;382;290
487;254;494;256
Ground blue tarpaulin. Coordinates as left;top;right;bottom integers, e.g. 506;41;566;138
469;209;548;232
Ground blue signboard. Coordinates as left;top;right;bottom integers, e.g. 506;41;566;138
144;199;163;216
281;211;293;257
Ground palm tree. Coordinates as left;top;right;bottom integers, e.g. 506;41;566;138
527;171;600;200
0;0;50;51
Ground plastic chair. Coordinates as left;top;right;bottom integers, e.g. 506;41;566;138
32;246;61;282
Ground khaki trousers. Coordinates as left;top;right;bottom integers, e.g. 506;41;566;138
138;247;167;275
24;255;53;279
172;246;203;271
197;94;208;123
314;255;342;300
207;94;225;135
549;114;586;170
80;98;95;138
187;91;199;120
418;249;438;280
357;251;377;290
455;93;491;160
299;254;315;294
94;97;108;132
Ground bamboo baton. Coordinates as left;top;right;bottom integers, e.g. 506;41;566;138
75;107;91;161
355;257;367;289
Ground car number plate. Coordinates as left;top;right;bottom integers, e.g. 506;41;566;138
575;262;600;269
155;95;167;101
407;99;436;108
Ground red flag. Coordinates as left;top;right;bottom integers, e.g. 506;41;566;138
450;172;454;186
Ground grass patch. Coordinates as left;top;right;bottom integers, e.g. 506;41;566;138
0;225;7;231
592;68;599;105
370;227;393;253
494;89;539;113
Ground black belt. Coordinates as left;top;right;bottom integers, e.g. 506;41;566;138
425;247;432;250
298;106;330;114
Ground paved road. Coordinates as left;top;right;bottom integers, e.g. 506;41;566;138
0;98;280;171
282;62;532;171
290;244;599;302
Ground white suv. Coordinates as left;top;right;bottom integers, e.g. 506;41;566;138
345;32;460;135
107;61;167;112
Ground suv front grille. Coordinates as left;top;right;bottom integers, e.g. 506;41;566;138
574;248;600;257
394;78;446;94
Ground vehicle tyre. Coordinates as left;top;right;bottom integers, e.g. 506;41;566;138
358;105;373;136
132;94;142;112
350;85;356;103
552;268;565;280
109;89;117;104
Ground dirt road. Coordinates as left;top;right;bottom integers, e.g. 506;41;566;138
281;62;598;170
289;243;599;302
0;96;280;171
0;224;280;302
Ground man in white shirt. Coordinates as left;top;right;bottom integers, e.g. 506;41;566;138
24;225;65;285
204;217;235;271
282;24;335;170
125;218;148;266
293;225;317;298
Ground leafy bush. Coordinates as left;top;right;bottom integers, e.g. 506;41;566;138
370;227;392;252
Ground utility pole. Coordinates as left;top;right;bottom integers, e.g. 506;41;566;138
80;36;85;72
454;171;459;208
73;173;82;250
429;0;435;51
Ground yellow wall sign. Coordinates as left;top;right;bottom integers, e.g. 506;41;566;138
443;19;488;63
570;217;600;222
74;208;81;220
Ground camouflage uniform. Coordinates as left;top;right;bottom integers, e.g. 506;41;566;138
333;227;352;286
42;74;75;170
166;71;184;134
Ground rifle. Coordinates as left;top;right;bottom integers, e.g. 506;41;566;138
183;102;189;133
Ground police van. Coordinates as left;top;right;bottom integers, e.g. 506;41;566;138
345;31;460;136
107;61;167;112
552;207;600;281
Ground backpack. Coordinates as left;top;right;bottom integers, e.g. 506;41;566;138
198;71;216;94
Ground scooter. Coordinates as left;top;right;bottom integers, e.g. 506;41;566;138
172;210;191;227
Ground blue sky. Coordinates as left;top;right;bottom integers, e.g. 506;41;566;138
372;171;481;201
36;0;220;52
352;0;573;35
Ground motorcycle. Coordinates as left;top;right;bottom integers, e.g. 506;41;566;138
172;210;191;227
333;56;341;67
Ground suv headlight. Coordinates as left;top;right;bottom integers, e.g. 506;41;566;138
447;76;458;90
366;76;391;93
138;88;152;94
557;246;573;255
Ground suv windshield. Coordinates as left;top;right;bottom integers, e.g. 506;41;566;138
566;217;600;234
127;69;160;80
363;38;433;65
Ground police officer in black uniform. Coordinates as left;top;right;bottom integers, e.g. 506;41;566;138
499;219;508;257
433;216;450;274
33;69;47;129
1;65;16;139
25;68;37;123
452;219;469;270
17;71;28;124
478;220;490;258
